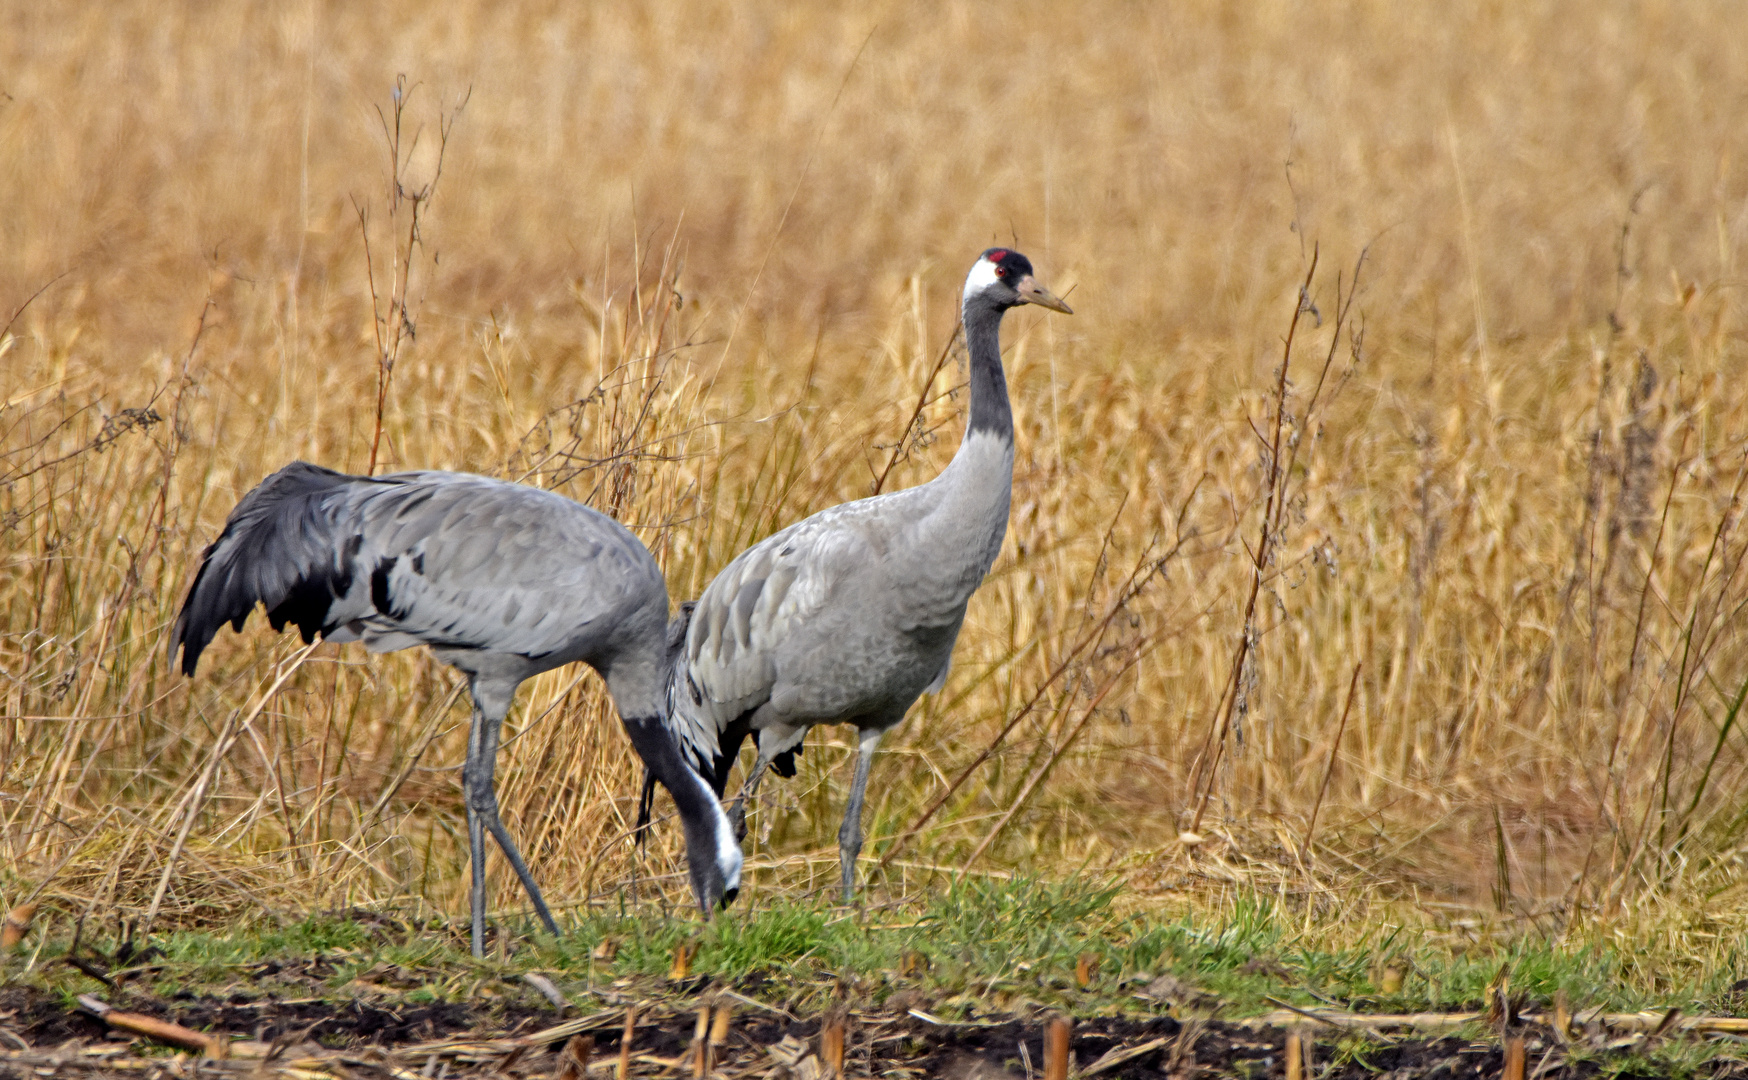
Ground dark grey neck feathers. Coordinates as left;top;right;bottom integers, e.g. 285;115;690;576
963;300;1013;441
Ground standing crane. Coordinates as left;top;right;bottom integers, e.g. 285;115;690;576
170;465;742;956
656;248;1072;900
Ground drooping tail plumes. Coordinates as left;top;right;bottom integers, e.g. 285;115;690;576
170;461;368;675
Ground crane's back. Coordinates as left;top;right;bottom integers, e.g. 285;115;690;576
171;464;670;703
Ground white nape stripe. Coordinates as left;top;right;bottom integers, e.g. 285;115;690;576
962;255;1002;305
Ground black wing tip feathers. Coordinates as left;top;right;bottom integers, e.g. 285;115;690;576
173;621;208;677
169;546;225;677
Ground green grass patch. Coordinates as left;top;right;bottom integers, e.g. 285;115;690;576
10;878;1746;1025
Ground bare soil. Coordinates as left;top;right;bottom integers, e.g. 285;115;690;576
1;983;1736;1078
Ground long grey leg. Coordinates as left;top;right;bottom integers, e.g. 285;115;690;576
727;753;774;841
838;727;884;903
465;704;489;956
464;702;492;957
463;696;560;957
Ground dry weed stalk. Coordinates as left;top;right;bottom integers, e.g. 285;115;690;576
1188;245;1367;834
355;76;470;476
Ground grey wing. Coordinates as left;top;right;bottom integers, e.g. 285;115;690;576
171;462;663;674
666;508;874;781
344;470;665;662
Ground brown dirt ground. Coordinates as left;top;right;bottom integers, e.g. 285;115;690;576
2;983;1739;1079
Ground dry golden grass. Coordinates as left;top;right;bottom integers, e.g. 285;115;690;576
4;1;1748;943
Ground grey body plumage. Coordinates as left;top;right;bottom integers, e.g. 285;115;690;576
660;249;1072;899
171;464;742;955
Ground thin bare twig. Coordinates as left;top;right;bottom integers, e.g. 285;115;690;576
143;642;319;933
872;325;962;496
878;511;1178;871
1302;662;1362;857
958;644;1148;877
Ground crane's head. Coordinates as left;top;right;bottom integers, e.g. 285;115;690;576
962;248;1074;316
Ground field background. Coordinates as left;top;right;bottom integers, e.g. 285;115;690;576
5;0;1748;960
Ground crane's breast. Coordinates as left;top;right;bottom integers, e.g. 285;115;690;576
679;515;871;718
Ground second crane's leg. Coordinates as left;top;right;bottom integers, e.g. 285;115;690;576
463;693;561;953
729;723;800;839
838;727;884;903
727;755;772;841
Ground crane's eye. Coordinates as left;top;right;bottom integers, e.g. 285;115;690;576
995;266;1008;278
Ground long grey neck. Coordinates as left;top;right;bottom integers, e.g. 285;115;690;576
907;299;1015;596
963;302;1013;442
601;617;670;721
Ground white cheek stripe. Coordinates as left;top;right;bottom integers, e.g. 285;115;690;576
718;813;743;889
962;257;1002;305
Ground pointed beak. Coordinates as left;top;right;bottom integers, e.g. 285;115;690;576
1015;275;1073;314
